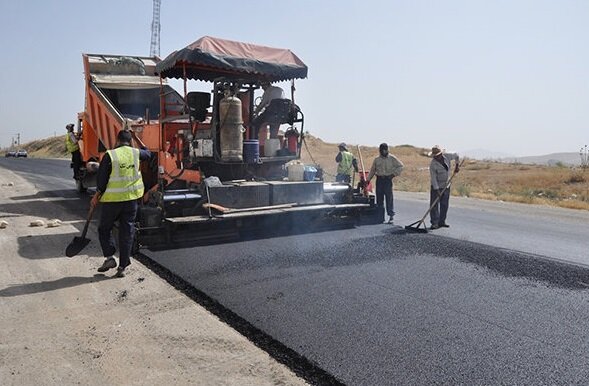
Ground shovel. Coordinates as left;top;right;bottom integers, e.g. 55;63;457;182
65;204;96;257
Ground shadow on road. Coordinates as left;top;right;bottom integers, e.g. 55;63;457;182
0;274;110;297
10;189;84;201
0;198;88;222
17;232;97;259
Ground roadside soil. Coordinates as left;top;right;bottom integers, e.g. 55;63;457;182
0;167;307;385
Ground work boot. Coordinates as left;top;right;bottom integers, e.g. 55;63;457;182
430;224;440;230
387;218;394;225
97;257;116;272
114;267;126;278
439;223;450;228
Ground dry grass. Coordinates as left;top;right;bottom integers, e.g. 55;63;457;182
301;135;589;211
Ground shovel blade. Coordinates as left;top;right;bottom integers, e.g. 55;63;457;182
65;236;91;257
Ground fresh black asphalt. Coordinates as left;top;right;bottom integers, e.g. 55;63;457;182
144;224;589;385
3;158;589;385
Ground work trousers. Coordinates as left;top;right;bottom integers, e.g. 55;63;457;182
430;186;450;226
252;112;280;139
376;176;395;218
71;150;82;178
98;200;138;269
335;173;351;184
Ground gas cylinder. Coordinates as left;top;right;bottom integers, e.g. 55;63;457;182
219;95;244;161
285;128;299;155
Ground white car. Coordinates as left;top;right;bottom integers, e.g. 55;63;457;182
16;149;28;158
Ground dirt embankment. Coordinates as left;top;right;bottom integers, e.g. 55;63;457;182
3;136;69;159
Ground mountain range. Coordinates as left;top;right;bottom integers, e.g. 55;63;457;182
461;148;583;166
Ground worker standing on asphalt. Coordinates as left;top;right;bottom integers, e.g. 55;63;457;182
366;143;404;224
428;145;460;229
91;129;151;277
65;124;81;179
335;143;358;183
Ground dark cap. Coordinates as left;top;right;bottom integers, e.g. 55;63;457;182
338;142;347;149
117;130;132;143
66;123;74;130
379;143;388;151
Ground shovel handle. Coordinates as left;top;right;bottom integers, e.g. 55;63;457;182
80;204;96;240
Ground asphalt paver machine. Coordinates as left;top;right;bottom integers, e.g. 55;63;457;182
74;36;382;248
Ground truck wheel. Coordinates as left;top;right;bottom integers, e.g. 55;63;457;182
76;179;87;193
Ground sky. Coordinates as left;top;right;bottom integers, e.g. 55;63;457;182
0;0;587;157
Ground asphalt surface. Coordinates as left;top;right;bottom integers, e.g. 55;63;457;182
3;157;589;385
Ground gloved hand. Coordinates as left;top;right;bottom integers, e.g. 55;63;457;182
437;188;445;197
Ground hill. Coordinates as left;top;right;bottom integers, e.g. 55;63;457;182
3;135;69;159
502;152;581;166
2;134;588;211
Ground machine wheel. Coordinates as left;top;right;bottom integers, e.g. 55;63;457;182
76;178;87;193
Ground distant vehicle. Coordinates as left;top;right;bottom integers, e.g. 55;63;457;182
5;151;16;157
16;149;28;158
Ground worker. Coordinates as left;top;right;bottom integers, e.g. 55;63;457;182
252;82;285;139
428;145;460;229
335;143;358;183
91;129;151;277
65;124;82;178
366;143;404;224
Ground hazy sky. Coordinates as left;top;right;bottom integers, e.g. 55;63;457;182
1;0;587;156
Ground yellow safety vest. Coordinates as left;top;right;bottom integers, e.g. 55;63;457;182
337;151;354;176
100;146;144;202
65;133;79;153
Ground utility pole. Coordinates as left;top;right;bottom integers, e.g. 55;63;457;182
581;145;589;169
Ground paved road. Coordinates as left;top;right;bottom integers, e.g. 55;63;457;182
3;157;589;385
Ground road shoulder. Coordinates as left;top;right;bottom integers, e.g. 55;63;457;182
0;166;307;385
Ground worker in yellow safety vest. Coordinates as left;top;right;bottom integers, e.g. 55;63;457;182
91;129;151;277
65;124;82;178
335;143;358;183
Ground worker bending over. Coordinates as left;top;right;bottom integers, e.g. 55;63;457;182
366;143;404;224
335;143;358;183
91;130;151;277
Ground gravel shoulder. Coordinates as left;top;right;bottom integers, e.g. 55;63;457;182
0;166;306;386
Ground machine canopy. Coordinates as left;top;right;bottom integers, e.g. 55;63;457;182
155;36;308;83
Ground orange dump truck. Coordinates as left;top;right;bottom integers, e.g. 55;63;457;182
74;36;381;248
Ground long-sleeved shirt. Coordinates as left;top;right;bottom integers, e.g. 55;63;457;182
96;145;151;194
429;152;459;190
367;154;404;181
254;86;284;115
